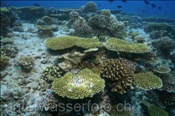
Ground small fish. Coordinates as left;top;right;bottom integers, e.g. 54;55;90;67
121;0;127;3
33;3;40;7
158;6;162;10
144;0;150;5
108;0;115;3
117;5;122;8
151;3;156;8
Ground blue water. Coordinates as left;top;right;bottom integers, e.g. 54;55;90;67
2;0;175;18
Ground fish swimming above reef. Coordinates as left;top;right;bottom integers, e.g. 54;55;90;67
121;0;127;3
33;3;40;7
144;0;150;5
151;3;156;8
158;6;162;10
108;0;115;3
117;5;122;9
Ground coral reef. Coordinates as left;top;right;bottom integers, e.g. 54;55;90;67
100;9;111;17
52;68;105;99
153;65;171;74
134;72;163;90
0;44;18;58
144;22;175;38
45;36;103;50
88;14;126;38
152;36;175;50
0;37;14;45
17;55;35;72
41;65;63;82
105;38;150;53
0;55;10;70
37;25;58;37
83;2;97;13
100;59;134;94
18;6;45;21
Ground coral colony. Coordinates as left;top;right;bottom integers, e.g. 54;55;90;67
0;1;175;116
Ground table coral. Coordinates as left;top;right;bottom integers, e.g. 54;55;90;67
100;59;134;94
105;38;150;53
134;72;163;90
45;36;103;50
52;68;105;99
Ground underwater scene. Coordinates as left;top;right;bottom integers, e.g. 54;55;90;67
0;0;175;116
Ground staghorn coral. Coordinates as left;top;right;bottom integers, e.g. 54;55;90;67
147;104;168;116
100;59;134;94
41;65;63;83
83;2;97;13
52;68;105;99
45;36;103;50
134;72;163;90
0;55;10;70
17;55;35;72
105;38;150;53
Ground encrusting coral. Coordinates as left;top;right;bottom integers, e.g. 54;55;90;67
105;38;150;53
45;36;103;50
41;65;63;82
17;55;35;72
100;59;135;94
52;68;105;99
134;72;163;90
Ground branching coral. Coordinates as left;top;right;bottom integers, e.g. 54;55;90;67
17;55;35;72
52;68;105;99
100;59;134;94
41;65;63;82
105;38;150;53
45;36;103;50
83;2;97;13
134;72;163;90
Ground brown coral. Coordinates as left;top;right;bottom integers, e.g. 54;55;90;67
100;59;134;94
83;2;97;13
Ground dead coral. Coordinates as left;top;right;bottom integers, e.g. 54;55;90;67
100;59;134;94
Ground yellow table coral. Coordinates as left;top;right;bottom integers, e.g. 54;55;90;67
45;36;103;50
134;72;163;90
52;68;105;99
105;38;150;53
